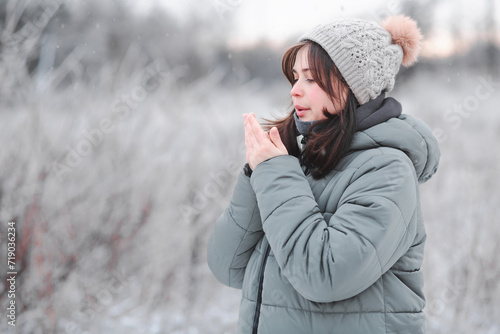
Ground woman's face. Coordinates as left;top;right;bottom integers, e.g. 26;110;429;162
291;45;345;122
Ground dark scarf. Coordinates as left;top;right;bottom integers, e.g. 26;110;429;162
293;112;317;136
355;92;402;131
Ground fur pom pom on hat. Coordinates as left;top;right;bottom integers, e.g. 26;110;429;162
381;15;423;67
299;15;423;104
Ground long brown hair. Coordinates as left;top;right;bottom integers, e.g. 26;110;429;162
263;41;359;179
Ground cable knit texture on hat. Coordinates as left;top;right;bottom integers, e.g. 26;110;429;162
299;16;422;105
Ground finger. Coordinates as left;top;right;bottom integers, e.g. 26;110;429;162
269;127;288;154
244;115;254;150
245;114;260;143
244;115;259;149
244;126;252;150
244;121;252;148
248;114;269;144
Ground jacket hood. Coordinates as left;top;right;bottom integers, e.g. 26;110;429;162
351;98;440;184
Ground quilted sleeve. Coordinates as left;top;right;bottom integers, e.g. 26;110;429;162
207;169;264;289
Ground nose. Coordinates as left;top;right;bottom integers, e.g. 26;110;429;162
290;82;302;97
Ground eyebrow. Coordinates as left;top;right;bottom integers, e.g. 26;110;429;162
292;68;310;73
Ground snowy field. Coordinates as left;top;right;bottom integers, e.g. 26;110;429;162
1;64;499;333
1;1;499;333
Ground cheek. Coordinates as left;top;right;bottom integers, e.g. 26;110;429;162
309;86;333;110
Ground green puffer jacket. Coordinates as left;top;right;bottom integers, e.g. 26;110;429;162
207;114;440;334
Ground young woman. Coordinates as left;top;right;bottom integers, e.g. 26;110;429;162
207;15;440;334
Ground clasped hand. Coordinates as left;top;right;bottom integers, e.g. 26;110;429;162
243;113;288;170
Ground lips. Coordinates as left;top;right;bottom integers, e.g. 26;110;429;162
294;105;310;117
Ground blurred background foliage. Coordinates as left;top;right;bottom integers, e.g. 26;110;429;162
0;0;499;333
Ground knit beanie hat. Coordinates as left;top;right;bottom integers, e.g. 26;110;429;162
299;15;423;105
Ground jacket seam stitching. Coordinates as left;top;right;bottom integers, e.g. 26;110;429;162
345;150;415;224
345;146;391;188
343;184;411;281
243;298;423;315
263;195;314;223
226;203;259;286
404;117;433;179
260;304;422;315
228;204;258;232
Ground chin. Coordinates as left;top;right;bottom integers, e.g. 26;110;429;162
299;115;315;122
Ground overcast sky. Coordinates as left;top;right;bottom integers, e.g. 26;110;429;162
225;0;388;44
157;0;389;42
144;0;498;57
